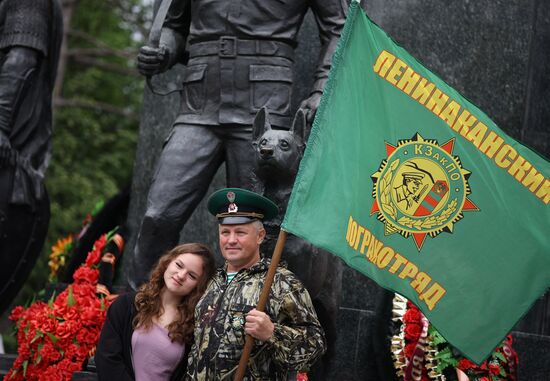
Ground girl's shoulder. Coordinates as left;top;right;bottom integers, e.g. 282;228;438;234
109;291;137;313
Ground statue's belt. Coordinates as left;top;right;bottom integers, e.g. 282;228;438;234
188;37;294;60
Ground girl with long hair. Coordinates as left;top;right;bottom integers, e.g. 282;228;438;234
96;243;216;381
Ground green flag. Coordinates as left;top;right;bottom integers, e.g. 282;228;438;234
282;1;550;364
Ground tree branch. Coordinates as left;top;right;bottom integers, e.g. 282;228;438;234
55;0;79;98
71;56;140;77
54;97;139;121
68;29;129;52
68;47;137;60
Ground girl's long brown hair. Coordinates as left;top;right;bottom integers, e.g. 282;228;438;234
133;243;216;344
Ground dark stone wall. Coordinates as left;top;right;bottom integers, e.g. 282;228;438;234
123;0;550;378
521;0;550;157
367;0;532;140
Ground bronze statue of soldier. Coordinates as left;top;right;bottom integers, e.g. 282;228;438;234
130;0;348;288
0;0;63;314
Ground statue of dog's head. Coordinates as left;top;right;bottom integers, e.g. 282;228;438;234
252;107;307;182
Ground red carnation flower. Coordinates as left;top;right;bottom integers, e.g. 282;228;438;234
73;266;99;284
404;308;422;324
56;321;76;340
458;358;476;370
85;248;101;267
73;282;96;298
6;233;115;381
40;342;62;363
40;315;59;333
9;305;25;321
404;343;416;358
404;322;422;341
489;362;501;375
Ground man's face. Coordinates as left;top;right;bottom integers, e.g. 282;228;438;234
219;222;265;272
406;178;421;193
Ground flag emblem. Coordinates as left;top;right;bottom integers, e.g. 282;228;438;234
371;133;479;250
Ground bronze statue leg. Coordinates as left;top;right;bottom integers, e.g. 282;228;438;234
129;124;224;288
129;124;260;288
221;125;256;189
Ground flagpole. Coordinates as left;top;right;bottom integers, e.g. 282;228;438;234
233;229;288;381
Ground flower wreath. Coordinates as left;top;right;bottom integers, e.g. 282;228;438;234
391;294;518;381
6;231;119;381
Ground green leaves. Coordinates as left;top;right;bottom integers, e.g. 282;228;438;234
45;332;59;344
48;291;57;308
433;347;458;373
22;360;28;377
30;330;44;344
429;325;447;346
493;351;506;362
66;286;76;308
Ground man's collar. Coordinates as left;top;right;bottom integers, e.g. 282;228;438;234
220;257;271;275
220;256;289;275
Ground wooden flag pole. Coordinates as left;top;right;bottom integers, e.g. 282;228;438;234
233;229;288;381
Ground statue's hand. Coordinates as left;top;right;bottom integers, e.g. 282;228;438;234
299;91;322;125
136;45;170;77
0;133;13;167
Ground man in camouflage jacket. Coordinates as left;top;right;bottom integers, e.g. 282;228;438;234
185;188;326;380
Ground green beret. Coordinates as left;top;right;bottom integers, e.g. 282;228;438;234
207;188;278;224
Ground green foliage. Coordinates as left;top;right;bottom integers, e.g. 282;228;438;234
2;0;150;347
66;286;76;308
429;324;447;346
434;347;458;373
428;325;459;373
44;0;144;283
493;351;506;362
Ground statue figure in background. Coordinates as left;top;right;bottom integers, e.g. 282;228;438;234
130;0;347;288
0;0;63;314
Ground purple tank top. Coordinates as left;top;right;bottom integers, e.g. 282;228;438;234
131;323;185;381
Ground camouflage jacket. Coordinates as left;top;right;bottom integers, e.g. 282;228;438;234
184;258;326;380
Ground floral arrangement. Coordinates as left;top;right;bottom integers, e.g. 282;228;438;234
451;336;518;381
392;295;439;381
6;234;113;381
391;295;518;381
48;235;74;282
47;200;104;282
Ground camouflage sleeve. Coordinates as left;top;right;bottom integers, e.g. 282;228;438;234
266;285;327;372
